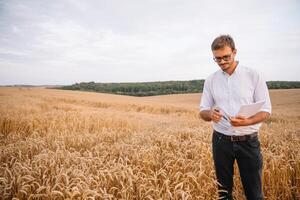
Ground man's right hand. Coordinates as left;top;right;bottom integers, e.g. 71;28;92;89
210;108;223;123
199;108;223;122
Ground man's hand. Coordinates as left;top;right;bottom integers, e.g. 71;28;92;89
230;115;251;127
229;111;270;127
211;109;223;123
199;108;223;122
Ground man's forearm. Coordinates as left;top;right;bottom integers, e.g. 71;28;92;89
230;111;271;127
247;111;270;125
199;110;212;121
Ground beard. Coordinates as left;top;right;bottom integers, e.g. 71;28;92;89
218;60;238;75
219;62;230;71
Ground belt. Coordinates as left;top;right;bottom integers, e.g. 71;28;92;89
214;130;258;142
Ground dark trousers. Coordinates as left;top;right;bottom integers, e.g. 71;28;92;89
212;130;264;200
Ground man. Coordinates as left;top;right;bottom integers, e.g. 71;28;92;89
199;35;271;200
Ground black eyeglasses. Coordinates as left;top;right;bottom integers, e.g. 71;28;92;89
213;54;232;63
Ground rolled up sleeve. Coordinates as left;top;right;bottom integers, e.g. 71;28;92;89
200;78;214;112
254;73;272;114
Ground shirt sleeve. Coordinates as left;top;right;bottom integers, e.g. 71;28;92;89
254;73;272;114
200;78;214;111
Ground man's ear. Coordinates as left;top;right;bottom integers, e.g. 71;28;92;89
233;49;237;55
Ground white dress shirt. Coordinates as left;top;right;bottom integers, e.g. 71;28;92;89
199;63;272;136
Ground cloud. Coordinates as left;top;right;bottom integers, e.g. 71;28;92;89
0;0;299;85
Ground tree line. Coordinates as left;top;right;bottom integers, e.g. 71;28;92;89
53;80;300;96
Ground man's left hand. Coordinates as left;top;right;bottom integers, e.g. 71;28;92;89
230;115;252;127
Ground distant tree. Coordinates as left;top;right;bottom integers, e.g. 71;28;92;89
53;80;299;96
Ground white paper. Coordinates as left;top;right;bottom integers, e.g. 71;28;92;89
236;101;265;118
214;102;265;134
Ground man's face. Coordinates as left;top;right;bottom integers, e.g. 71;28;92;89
212;46;236;71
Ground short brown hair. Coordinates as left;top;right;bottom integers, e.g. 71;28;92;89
211;35;235;51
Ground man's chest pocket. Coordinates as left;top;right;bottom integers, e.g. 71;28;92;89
212;84;230;104
232;83;255;103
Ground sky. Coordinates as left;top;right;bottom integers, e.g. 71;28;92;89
0;0;299;85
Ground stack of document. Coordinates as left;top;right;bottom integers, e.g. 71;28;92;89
236;101;266;118
216;101;266;130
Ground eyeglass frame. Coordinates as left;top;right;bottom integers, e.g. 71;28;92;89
213;53;232;63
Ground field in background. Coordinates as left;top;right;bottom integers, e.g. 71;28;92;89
0;87;299;199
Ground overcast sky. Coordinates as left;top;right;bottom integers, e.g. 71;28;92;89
0;0;299;85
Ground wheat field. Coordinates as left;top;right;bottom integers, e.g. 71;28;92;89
0;87;299;200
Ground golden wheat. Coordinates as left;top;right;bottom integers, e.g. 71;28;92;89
0;87;299;200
